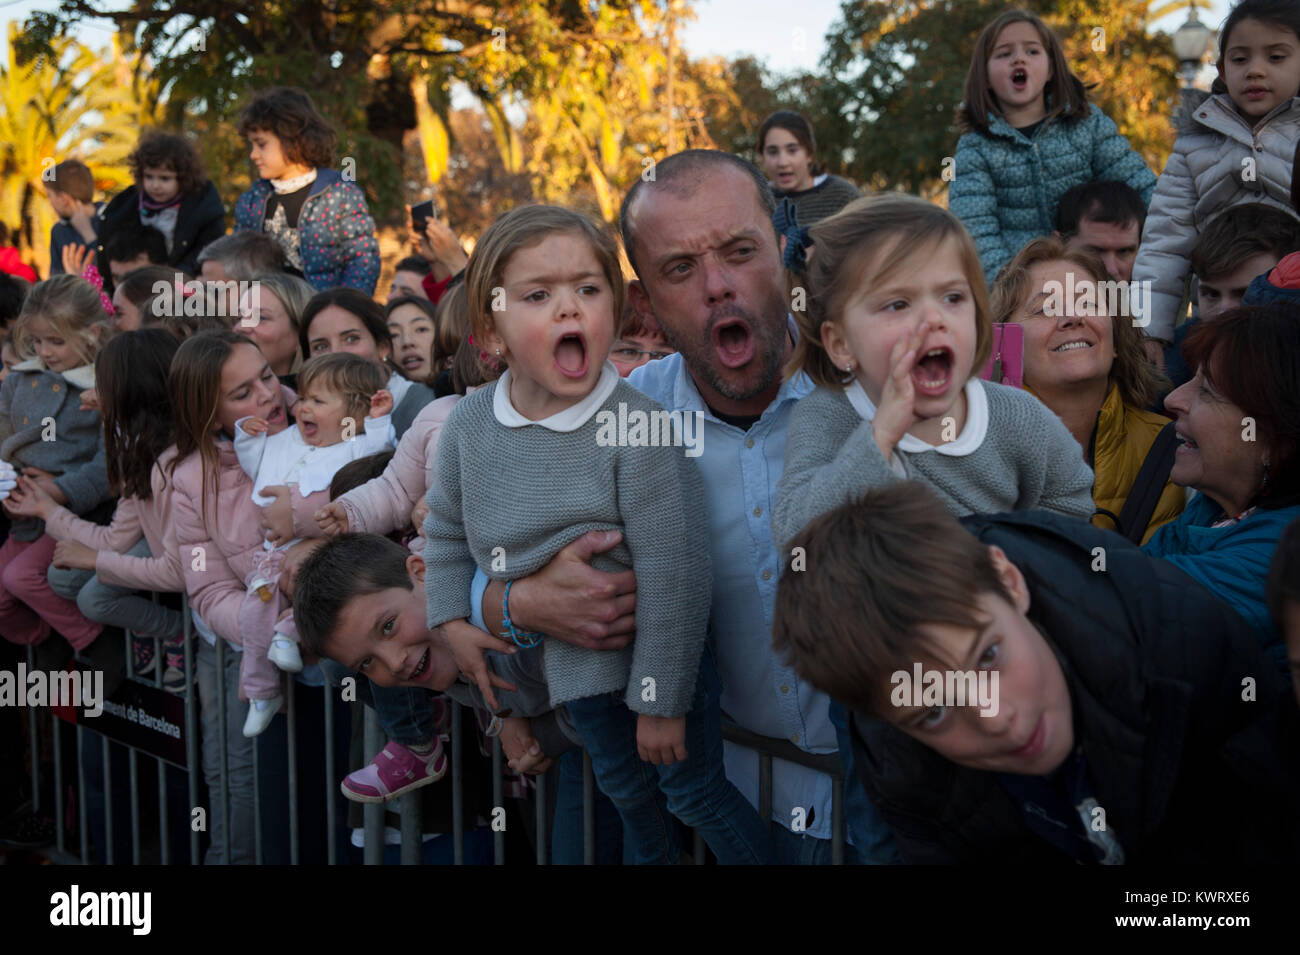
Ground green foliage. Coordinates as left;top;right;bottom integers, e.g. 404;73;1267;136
0;25;145;272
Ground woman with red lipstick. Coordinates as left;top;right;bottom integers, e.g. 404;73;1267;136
992;237;1185;544
757;111;861;227
948;10;1156;287
1132;0;1300;366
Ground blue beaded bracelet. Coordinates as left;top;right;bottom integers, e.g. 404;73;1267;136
502;580;545;649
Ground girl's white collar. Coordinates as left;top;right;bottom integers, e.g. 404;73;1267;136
843;377;989;455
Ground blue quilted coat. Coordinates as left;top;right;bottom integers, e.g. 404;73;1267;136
948;104;1157;285
234;168;381;294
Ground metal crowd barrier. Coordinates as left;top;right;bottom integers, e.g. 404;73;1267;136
21;594;848;865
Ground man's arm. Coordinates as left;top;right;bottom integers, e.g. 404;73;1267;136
474;531;638;650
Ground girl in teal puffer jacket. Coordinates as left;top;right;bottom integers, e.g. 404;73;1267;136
948;10;1156;286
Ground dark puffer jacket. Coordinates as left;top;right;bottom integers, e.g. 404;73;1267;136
94;182;226;284
848;510;1300;863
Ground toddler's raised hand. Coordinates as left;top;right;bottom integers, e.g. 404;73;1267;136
872;320;930;460
637;713;687;765
61;243;91;277
410;497;429;532
368;389;394;419
241;417;269;437
315;501;350;535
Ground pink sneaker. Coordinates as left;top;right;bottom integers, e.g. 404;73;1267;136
340;740;447;804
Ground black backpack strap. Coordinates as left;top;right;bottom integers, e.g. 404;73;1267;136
1116;421;1179;543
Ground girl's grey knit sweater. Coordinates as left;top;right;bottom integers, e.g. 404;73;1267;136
772;379;1095;549
423;376;711;717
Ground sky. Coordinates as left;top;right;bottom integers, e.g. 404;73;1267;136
0;0;1242;77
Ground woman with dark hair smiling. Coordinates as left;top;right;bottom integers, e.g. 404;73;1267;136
299;287;435;439
1142;303;1300;667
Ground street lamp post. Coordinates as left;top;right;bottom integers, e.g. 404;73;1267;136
1172;5;1215;90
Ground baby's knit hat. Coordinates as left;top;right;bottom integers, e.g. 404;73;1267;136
1243;250;1300;307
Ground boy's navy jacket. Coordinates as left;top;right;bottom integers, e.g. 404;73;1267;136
94;181;226;280
234;168;381;295
848;509;1300;864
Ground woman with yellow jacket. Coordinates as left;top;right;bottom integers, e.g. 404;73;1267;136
993;236;1184;543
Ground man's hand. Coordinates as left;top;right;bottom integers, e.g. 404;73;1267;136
415;217;469;280
52;539;98;571
499;716;552;775
487;530;637;649
259;485;294;545
440;618;517;710
637;714;687;765
1142;338;1168;373
315;501;350;536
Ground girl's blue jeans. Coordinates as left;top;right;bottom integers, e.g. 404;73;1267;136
564;646;771;865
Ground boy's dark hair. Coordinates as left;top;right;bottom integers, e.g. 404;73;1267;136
772;481;1012;716
49;160;95;203
1214;0;1300;98
105;226;168;267
195;231;285;278
618;294;660;341
293;533;413;658
128;130;207;196
1182;303;1300;510
0;273;28;328
237;87;337;169
1054;180;1147;238
329;450;394;501
620;149;776;276
1267;515;1300;627
1189;204;1300;279
393;255;432;276
114;266;188;311
0;223;9;245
